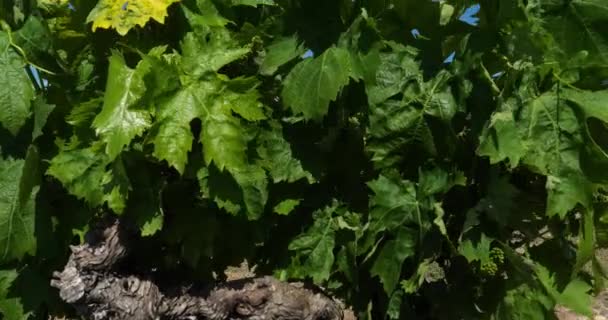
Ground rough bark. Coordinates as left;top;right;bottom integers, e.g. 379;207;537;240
50;216;347;320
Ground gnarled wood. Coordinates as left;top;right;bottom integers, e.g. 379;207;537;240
51;217;347;320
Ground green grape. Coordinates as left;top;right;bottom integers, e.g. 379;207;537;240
480;261;498;276
490;247;505;265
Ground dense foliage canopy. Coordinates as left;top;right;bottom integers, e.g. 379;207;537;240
1;0;608;319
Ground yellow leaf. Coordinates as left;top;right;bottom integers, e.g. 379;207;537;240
86;0;180;35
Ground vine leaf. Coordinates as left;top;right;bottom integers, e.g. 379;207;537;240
180;30;251;78
558;279;593;317
153;72;268;218
200;81;268;219
202;99;251;171
459;233;492;265
273;199;301;215
365;42;420;106
31;97;55;141
86;0;180;35
364;173;419;249
535;264;593;317
0;270;30;320
0;147;39;263
0;33;35;135
256;122;314;183
477;108;526;168
370;227;416;294
479;91;593;218
47;141;130;213
281;46;353;121
184;0;231;28
153;81;213;174
140;212;163;237
66;98;103;128
93;52;152;160
544;0;608;66
288;204;338;284
365;44;458;169
259;36;306;76
495;284;551;319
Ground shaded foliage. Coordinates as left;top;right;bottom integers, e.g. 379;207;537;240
1;0;608;319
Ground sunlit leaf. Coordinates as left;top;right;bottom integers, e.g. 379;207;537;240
0;33;34;135
92;52;152;160
282;46;353;121
86;0;180;35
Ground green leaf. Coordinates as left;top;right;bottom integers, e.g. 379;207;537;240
417;166;465;197
419;70;457;120
14;16;53;63
202;107;250;171
559;279;592;317
459;233;493;265
478;90;593;218
31;97;55;141
535;264;592;316
366;173;419;239
386;289;404;319
221;78;267;121
152;82;212;174
365;43;420;106
0;33;35;135
228;165;268;219
47;141;130;213
66;98;103;128
370;227;416;294
0;270;30;320
364;60;456;169
256;122;314;183
184;0;231;28
439;3;454;26
281;46;353;121
563;88;608;122
273;199;300;215
495;284;550;320
0;270;17;299
0;148;39;263
141;212;163;237
366;100;436;169
86;0;180;35
92;52;152;160
259;36;306;76
543;0;608;66
574;208;595;275
477;107;527;168
401;259;435;294
198;80;268;218
153;74;268;217
288;204;339;283
181;30;251;78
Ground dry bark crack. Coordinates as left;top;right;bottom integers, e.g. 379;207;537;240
50;216;347;320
